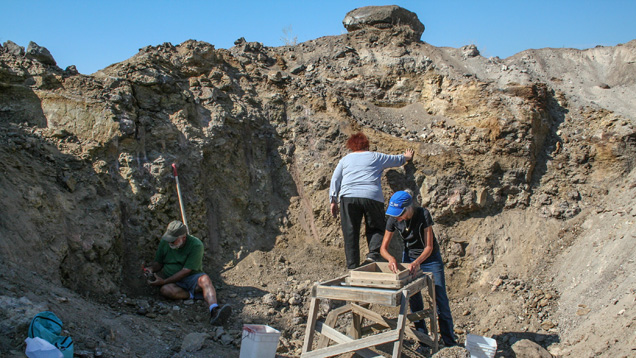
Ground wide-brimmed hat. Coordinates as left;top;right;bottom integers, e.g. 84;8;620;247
162;220;187;242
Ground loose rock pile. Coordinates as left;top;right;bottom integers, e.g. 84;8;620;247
1;4;635;358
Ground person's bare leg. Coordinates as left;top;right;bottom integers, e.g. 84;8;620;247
198;273;231;325
159;283;189;300
196;274;218;307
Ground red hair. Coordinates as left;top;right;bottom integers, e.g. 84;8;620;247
346;132;370;151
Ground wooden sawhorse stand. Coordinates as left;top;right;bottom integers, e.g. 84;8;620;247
301;274;438;357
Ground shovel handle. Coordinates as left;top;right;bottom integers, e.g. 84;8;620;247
172;163;178;177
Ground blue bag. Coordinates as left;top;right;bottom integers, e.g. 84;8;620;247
28;311;74;358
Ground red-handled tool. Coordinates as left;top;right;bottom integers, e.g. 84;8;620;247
141;261;155;281
172;163;189;233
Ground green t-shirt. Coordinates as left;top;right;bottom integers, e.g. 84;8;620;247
154;235;204;278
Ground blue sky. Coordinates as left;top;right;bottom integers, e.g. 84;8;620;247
2;1;635;74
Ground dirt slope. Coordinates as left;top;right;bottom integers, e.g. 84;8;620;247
1;6;635;358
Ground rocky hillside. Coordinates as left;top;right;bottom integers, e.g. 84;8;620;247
1;5;634;358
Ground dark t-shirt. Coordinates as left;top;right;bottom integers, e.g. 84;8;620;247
154;235;204;278
386;207;440;261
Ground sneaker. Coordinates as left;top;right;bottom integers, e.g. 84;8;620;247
210;304;232;326
361;258;375;266
362;254;379;265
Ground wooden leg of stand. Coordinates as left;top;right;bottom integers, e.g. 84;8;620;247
391;291;408;357
427;275;439;353
302;297;321;355
317;304;352;348
351;310;362;339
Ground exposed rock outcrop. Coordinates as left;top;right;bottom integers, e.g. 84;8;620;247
2;40;25;56
26;41;57;66
0;6;635;358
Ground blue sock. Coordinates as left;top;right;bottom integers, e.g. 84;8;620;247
189;292;194;299
209;303;218;312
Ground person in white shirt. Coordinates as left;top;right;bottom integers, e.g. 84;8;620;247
329;132;414;269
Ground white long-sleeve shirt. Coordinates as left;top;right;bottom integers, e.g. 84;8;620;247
329;151;405;203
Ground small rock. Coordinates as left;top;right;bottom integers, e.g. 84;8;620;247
213;326;225;340
262;293;278;307
491;278;503;291
220;333;234;346
74;350;95;358
290;65;306;74
540;320;555;330
431;345;470;357
511;339;553;357
181;332;209;352
288;294;302;305
576;307;591;316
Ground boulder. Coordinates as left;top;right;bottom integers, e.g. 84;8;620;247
343;5;424;41
26;41;57;66
511;339;553;357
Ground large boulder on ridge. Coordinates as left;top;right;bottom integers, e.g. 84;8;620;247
26;41;57;66
343;5;425;41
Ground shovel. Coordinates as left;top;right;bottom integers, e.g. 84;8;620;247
172;163;189;233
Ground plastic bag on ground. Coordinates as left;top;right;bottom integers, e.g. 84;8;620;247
25;337;63;358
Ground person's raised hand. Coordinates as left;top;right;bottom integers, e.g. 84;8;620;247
404;148;415;162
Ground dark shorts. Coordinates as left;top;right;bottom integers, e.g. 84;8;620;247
176;272;205;299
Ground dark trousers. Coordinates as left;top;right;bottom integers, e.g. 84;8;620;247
339;197;385;269
403;250;458;347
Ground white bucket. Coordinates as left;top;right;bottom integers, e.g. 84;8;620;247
465;334;497;358
239;324;281;358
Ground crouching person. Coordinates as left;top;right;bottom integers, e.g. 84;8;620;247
144;220;231;326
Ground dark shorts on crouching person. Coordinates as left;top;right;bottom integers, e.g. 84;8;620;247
176;272;205;300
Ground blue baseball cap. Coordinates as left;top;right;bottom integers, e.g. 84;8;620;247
386;191;413;217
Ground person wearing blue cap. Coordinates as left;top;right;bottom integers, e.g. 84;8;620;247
381;190;458;347
329;132;414;269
